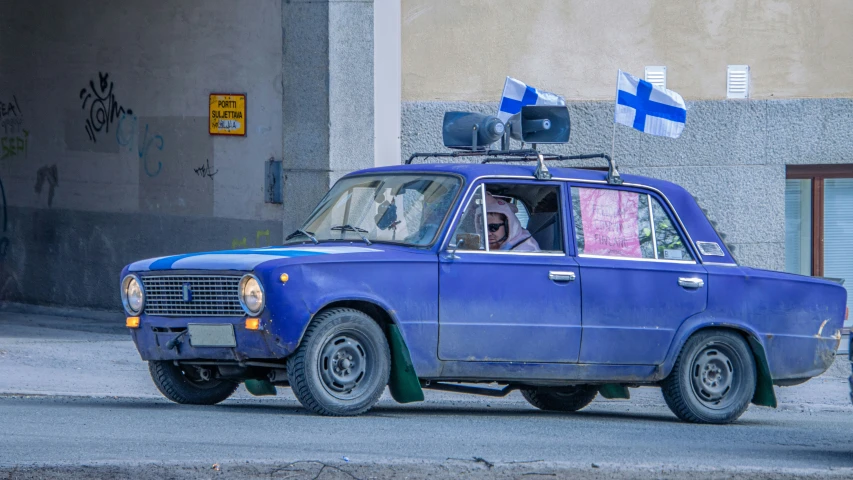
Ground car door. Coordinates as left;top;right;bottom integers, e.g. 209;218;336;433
570;184;708;365
437;181;583;363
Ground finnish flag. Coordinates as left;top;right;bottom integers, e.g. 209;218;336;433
615;70;686;138
497;77;565;124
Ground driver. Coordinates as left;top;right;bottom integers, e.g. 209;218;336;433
479;193;540;252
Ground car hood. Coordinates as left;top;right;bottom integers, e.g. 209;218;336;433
127;245;389;272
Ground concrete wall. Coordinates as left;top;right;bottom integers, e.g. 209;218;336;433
403;0;853;101
0;0;285;308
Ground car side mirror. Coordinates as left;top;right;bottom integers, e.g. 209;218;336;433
447;237;465;259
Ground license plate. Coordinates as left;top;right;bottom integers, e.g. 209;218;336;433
188;324;236;347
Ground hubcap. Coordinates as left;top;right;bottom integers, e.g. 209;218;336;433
690;345;735;407
318;332;369;400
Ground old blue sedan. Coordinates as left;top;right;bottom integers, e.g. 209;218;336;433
119;159;846;424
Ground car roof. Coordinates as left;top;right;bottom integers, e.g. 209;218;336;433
346;163;738;265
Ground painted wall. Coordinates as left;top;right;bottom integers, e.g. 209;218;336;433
403;0;853;101
0;0;285;308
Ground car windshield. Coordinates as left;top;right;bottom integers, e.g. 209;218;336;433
290;174;462;247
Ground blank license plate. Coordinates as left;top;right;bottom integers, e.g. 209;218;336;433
188;324;236;347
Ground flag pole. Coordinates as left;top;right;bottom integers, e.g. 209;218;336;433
610;121;616;164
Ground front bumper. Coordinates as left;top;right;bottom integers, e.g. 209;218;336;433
130;315;293;361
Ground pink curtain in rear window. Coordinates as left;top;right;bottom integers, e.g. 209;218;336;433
579;188;641;257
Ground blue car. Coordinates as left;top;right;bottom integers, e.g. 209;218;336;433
120;108;847;424
119;160;847;424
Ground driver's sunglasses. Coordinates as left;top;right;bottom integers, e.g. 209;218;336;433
487;223;504;233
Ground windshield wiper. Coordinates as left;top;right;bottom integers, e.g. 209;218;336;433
285;228;318;244
330;224;372;245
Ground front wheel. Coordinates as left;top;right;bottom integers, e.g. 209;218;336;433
521;385;598;412
661;330;756;424
148;361;239;405
287;308;391;416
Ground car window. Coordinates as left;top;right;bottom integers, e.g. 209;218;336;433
296;174;461;247
571;187;653;259
450;183;563;253
450;185;486;250
572;186;693;261
651;197;694;261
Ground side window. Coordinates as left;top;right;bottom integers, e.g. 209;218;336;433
449;183;563;253
651;197;694;261
450;185;486;251
571;186;693;261
571;187;653;259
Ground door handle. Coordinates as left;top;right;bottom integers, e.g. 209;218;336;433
548;271;576;282
678;277;704;289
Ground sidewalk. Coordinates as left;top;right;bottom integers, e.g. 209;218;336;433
0;303;850;411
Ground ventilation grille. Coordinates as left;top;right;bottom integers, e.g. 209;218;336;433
727;65;750;99
644;66;667;90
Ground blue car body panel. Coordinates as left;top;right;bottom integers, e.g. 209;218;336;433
122;164;847;391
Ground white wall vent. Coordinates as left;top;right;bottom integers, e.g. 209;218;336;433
644;66;667;89
727;65;750;99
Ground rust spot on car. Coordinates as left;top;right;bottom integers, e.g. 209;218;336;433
815;319;829;338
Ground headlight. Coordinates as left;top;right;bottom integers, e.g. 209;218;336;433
239;274;265;315
121;275;144;315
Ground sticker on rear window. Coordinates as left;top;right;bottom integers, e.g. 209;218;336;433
697;241;725;257
663;249;683;260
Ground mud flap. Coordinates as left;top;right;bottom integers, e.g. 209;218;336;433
245;379;277;396
598;384;630;399
747;336;777;408
387;324;425;403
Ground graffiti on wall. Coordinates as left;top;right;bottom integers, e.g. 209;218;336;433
80;72;132;144
193;158;218;179
231;230;271;249
34;165;59;207
116;113;165;177
1;95;27;159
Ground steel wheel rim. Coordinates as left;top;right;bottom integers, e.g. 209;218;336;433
318;330;372;400
690;342;738;409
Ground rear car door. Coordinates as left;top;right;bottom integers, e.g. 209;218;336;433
570;184;708;364
437;180;583;363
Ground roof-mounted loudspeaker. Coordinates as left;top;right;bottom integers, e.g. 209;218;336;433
442;112;505;150
507;105;570;144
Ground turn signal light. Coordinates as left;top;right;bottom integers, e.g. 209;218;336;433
126;317;140;328
245;318;261;330
280;273;289;283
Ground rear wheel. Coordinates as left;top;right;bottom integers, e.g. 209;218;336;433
287;308;391;416
521;385;598;412
148;361;238;405
661;330;756;424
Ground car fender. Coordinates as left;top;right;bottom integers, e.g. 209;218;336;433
301;291;425;404
660;312;776;408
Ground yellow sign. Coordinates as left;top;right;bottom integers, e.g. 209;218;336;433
209;93;246;136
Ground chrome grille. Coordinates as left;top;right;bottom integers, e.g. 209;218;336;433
141;275;244;317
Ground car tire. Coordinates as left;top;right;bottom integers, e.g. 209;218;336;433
521;385;598;412
148;361;239;405
661;329;756;424
287;308;391;416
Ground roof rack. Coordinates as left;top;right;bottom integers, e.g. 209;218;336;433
405;149;622;185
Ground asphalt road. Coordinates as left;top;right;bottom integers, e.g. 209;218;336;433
2;307;853;479
2;393;853;479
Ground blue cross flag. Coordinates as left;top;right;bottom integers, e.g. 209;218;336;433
497;77;565;124
615;70;686;138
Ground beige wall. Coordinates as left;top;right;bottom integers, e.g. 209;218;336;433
403;0;853;101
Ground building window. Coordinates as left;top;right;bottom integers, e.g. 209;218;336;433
786;165;853;328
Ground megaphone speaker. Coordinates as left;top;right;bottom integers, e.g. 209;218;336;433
519;105;570;144
442;112;505;150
